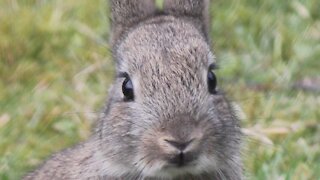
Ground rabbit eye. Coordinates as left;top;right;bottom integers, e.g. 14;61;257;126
208;64;217;94
122;76;134;101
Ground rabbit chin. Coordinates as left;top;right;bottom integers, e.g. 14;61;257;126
138;155;218;178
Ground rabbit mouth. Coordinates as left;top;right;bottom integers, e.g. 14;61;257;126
137;155;217;179
161;162;197;174
164;150;199;168
156;165;198;178
142;164;198;179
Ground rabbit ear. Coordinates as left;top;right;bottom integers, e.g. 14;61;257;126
163;0;210;40
110;0;156;46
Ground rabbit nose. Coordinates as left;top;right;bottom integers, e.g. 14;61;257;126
164;139;192;151
163;139;197;166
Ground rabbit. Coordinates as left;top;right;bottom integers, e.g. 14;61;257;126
24;0;243;179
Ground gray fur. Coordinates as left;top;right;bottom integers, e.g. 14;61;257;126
24;0;243;179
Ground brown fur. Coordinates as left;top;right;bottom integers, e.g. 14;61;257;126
24;0;243;179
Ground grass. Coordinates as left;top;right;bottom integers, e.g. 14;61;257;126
0;0;319;179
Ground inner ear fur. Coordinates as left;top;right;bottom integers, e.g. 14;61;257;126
163;0;210;41
110;0;157;47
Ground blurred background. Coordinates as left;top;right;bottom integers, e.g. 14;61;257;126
0;0;319;179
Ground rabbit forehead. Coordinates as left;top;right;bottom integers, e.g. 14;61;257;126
116;18;214;73
115;19;215;110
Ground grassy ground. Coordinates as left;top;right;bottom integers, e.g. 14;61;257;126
0;0;319;179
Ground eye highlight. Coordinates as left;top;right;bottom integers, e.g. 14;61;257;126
121;74;134;101
207;64;218;94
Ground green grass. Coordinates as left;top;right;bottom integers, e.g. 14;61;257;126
0;0;319;179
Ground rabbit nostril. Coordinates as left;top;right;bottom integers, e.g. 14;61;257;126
164;139;192;151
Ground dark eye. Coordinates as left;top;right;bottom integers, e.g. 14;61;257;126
208;64;217;94
122;76;134;101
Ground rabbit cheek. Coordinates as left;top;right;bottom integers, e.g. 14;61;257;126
133;131;167;176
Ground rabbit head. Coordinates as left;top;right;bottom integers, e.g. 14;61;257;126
97;0;242;179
